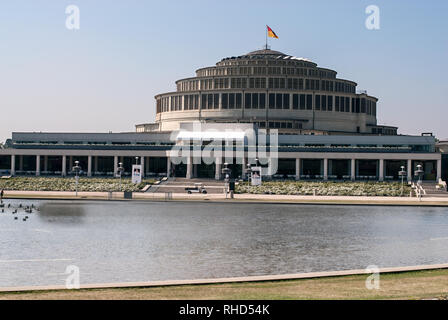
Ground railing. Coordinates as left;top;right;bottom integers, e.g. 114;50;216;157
411;182;426;199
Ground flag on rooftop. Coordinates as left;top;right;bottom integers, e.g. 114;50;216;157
267;25;278;39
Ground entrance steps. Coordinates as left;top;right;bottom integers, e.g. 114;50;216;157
421;182;448;198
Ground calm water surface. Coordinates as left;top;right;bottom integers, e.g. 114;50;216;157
0;200;448;287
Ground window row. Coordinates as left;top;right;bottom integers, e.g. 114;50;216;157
268;121;298;129
200;94;220;110
269;93;291;109
157;94;376;115
170;96;182;111
244;93;266;109
251;121;303;129
179;78;355;93
351;98;377;116
221;93;243;109
372;127;397;135
158;96;170;113
335;96;351;112
315;95;333;111
184;95;200;110
218;59;312;67
197;66;336;79
292;94;313;110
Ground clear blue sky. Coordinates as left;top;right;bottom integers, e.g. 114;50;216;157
1;0;447;142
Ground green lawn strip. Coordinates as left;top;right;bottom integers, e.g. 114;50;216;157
1;269;447;300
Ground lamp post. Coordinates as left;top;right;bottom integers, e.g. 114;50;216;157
72;160;81;197
135;157;139;165
221;163;232;198
415;164;424;185
245;163;252;185
398;165;406;196
414;164;424;200
117;162;124;191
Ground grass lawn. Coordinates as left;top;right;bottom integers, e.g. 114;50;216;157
1;269;447;300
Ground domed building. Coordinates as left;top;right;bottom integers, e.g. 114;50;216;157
138;48;397;135
0;48;442;183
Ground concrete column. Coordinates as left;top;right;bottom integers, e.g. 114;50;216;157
379;159;384;181
19;155;23;172
114;156;118;177
94;156;98;174
87;156;92;177
407;159;412;182
166;157;171;178
242;156;247;179
44;156;48;172
11;155;15;176
295;158;301;180
436;159;442;181
323;158;328;181
62;155;67;176
36;155;40;176
193;164;198;178
69;156;73;170
140;156;145;178
186;157;193;179
351;158;356;181
146;157;150;175
215;158;222;180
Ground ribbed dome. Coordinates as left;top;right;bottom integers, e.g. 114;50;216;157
246;49;287;56
218;48;315;66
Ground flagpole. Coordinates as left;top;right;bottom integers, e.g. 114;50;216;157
265;25;268;50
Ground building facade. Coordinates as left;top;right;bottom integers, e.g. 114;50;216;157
438;140;448;182
138;49;397;135
0;48;444;182
0;129;442;182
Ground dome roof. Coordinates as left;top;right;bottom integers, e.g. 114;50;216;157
246;49;287;56
218;48;315;66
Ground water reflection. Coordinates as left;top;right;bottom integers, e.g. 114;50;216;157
39;202;85;224
1;200;448;287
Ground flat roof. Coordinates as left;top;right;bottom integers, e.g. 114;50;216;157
176;131;245;140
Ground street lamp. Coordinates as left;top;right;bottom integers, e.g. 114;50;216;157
117;162;124;191
221;163;232;198
414;164;424;200
135;157;140;164
415;164;424;185
72;160;81;197
244;163;252;184
398;165;406;196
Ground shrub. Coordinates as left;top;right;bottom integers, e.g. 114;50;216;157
0;177;155;192
235;181;411;197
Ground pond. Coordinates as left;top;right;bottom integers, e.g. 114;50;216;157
0;200;447;287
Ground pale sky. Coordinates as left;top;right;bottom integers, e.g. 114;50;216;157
1;0;447;142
